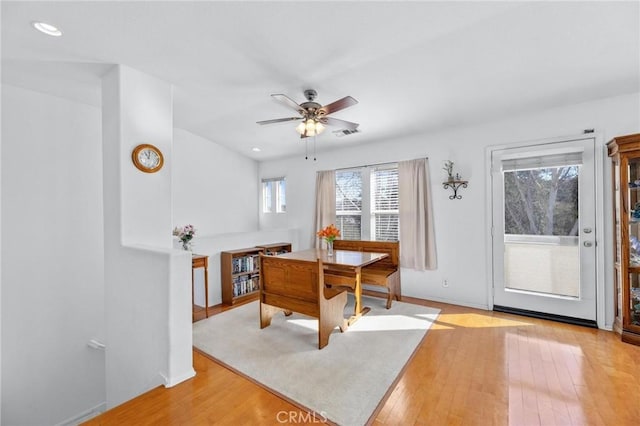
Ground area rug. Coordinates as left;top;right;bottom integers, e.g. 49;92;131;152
192;295;439;426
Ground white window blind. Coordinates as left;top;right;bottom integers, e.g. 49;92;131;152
372;167;399;241
502;152;583;172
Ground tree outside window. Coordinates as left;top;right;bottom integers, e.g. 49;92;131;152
503;166;579;236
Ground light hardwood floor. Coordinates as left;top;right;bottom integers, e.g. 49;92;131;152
85;296;640;425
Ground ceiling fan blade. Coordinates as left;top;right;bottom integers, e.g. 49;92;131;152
320;117;360;130
271;94;304;114
319;96;358;115
256;117;302;125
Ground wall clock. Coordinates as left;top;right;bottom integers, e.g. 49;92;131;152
132;144;164;173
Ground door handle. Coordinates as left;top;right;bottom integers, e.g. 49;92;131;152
583;241;593;247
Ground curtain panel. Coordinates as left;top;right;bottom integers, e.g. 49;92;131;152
398;158;437;270
313;170;336;248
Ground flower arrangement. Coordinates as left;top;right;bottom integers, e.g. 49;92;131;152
173;224;196;251
317;224;340;255
443;160;454;181
317;224;341;243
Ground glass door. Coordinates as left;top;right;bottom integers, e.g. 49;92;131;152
491;138;597;322
623;156;640;331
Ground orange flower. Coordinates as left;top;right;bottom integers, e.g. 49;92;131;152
317;224;341;242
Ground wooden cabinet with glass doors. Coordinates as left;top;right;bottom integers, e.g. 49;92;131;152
607;133;640;346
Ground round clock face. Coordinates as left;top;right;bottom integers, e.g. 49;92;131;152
132;144;164;173
138;148;161;168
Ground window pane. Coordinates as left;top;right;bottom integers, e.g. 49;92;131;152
263;181;273;213
503;165;580;298
336;171;363;239
336;215;362;240
372;168;398;211
372;167;399;241
375;214;399;241
336;171;362;211
503;166;579;236
276;179;286;213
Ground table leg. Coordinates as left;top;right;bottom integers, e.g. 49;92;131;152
191;267;195;322
347;267;371;326
204;265;209;318
353;267;362;316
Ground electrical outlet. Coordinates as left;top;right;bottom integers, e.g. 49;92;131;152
443;279;449;288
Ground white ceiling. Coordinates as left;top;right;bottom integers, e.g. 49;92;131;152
2;1;639;161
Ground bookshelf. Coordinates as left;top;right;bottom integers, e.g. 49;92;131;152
221;243;292;305
256;242;292;256
221;247;262;305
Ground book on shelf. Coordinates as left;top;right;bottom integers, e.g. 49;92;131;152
264;249;289;256
222;244;289;305
232;274;260;297
232;254;261;274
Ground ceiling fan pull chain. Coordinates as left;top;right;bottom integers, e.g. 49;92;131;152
313;135;317;161
305;138;308;160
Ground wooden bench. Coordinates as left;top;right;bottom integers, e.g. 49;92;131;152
259;254;348;349
329;240;401;309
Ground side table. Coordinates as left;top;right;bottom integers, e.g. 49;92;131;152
192;254;209;322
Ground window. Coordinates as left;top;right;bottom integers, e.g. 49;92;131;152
336;171;362;239
371;167;399;241
336;165;399;241
262;177;286;213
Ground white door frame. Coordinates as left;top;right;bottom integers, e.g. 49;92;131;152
485;132;607;329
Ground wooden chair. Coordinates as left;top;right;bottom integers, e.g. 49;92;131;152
329;240;401;309
259;254;348;349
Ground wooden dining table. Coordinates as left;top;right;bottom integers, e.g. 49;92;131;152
276;248;389;325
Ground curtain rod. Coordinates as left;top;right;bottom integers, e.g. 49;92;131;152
333;157;429;172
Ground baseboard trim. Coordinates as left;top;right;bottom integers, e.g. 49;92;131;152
493;305;597;328
55;402;106;426
409;294;489;311
161;368;196;387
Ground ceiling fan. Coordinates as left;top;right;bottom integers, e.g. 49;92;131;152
256;89;359;138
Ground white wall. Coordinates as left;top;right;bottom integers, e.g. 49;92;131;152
0;73;263;424
102;66;194;409
170;130;300;308
259;92;640;327
1;84;106;425
172;127;259;236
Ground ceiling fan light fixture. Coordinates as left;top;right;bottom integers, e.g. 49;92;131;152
305;119;316;133
296;118;325;137
259;90;357;139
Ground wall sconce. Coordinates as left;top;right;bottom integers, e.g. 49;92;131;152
442;160;468;200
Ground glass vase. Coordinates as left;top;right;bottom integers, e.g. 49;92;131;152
327;240;334;256
182;240;192;251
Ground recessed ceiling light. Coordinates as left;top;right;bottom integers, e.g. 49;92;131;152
32;21;62;37
252;147;261;152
